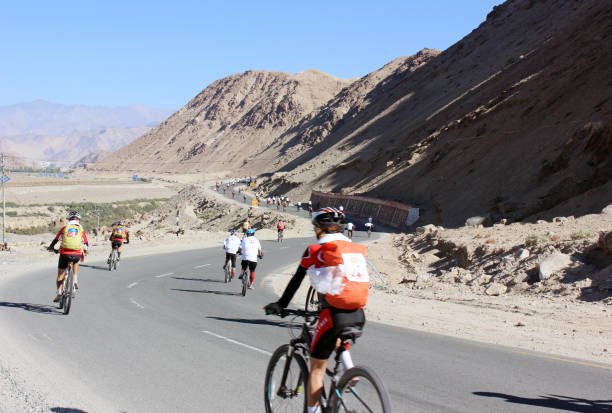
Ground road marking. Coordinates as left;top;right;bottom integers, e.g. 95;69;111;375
127;282;138;289
201;330;271;356
130;298;145;309
155;272;174;278
193;264;211;269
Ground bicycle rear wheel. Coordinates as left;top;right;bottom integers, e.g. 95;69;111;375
264;344;309;413
63;268;74;315
329;365;391;413
108;250;114;271
241;271;248;296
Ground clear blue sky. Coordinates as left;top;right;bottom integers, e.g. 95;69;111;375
1;1;502;109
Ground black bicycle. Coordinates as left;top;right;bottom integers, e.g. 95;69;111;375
264;308;392;412
223;254;237;283
50;249;76;315
108;248;119;271
224;261;232;283
240;268;249;296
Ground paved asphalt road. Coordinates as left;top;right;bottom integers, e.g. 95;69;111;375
1;235;611;412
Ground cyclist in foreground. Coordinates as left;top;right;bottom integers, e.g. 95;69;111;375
108;220;129;263
223;229;241;279
240;228;263;289
265;207;369;413
47;211;89;302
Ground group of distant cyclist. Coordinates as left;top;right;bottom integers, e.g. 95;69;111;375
222;221;263;289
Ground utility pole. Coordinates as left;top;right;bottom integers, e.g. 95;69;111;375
1;153;7;245
94;205;103;229
94;204;102;241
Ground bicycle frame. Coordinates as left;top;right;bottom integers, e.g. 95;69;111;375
274;311;355;410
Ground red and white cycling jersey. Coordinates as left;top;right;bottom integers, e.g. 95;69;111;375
301;233;369;310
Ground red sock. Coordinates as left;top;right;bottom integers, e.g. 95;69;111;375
250;272;255;285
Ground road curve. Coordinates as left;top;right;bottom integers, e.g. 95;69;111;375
1;236;610;412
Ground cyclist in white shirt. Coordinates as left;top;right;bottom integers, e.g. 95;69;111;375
346;222;355;239
223;230;241;279
240;228;263;289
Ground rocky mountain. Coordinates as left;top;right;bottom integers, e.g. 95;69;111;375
96;0;611;227
0;101;172;164
265;0;612;226
94;70;350;174
0;100;170;136
0;128;152;166
255;49;440;175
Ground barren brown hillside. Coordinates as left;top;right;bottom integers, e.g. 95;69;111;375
252;49;440;175
94;70;349;174
266;0;611;226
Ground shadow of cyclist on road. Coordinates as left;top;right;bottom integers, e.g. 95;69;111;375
474;391;612;412
0;301;61;315
170;288;242;296
206;315;297;328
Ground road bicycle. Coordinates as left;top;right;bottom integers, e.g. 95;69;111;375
224;261;232;283
59;262;76;315
108;248;119;271
264;308;391;412
223;255;237;283
365;224;373;238
239;269;249;296
50;249;77;315
277;230;284;243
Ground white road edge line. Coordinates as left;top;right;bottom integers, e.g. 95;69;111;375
155;272;175;278
130;298;145;309
127;282;138;289
193;264;211;269
201;330;272;356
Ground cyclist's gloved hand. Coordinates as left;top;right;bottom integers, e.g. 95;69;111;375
264;302;283;316
47;246;55;252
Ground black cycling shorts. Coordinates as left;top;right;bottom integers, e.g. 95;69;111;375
58;254;81;270
310;307;365;360
225;252;237;268
241;260;257;272
111;240;123;249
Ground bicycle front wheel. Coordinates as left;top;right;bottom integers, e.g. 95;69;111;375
264;344;309;413
329;365;391;413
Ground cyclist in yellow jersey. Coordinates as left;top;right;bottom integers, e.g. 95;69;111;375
47;211;89;302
